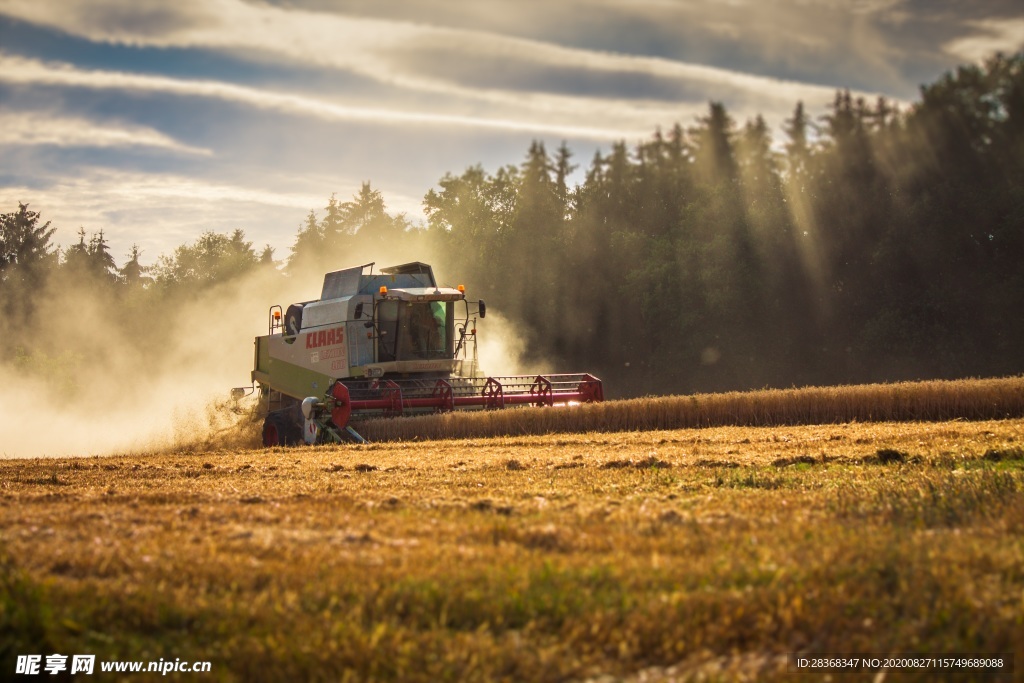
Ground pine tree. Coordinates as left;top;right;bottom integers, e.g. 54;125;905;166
0;203;58;340
88;229;118;282
119;244;152;288
289;210;326;270
783;101;813;178
690;101;738;186
62;227;90;272
554;142;576;212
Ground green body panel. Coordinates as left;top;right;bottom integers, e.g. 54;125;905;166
254;336;270;377
267;356;334;400
253;331;348;401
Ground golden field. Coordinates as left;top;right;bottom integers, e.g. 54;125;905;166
2;413;1023;681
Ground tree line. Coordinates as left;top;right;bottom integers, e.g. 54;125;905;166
3;52;1022;397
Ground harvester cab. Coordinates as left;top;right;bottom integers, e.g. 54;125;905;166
248;262;603;446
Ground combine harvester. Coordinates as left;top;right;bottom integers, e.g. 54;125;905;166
242;262;604;445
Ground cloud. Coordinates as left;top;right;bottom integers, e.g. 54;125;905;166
0;110;211;154
0;167;327;260
0;52;652;141
0;0;894;136
944;18;1024;63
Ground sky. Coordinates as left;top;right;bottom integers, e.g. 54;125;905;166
2;0;1023;267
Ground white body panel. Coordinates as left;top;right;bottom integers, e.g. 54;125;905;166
269;326;349;376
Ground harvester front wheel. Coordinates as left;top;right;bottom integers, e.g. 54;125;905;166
262;411;301;447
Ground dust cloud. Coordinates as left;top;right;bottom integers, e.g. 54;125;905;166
0;236;539;458
471;310;547;378
0;266;318;458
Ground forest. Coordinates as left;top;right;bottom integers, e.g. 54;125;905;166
2;52;1022;399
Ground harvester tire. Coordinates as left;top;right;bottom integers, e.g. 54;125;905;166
262;411;301;447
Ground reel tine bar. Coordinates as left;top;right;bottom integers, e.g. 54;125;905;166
482;377;505;410
530;375;554;407
432;379;455;413
328;373;603;428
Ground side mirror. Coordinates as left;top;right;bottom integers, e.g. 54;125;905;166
478;300;486;319
354;303;364;319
